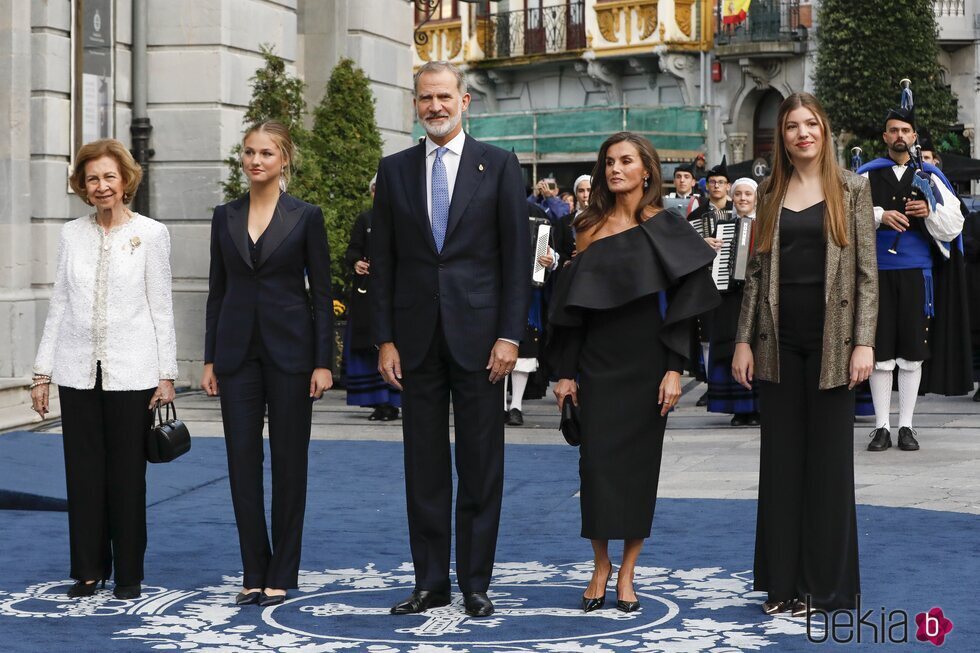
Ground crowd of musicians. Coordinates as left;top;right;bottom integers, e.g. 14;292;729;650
30;58;979;619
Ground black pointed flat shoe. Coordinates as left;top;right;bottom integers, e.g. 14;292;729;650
235;590;262;605
113;583;141;600
67;580;104;598
258;591;286;607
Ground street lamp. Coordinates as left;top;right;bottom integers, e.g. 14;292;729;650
408;0;492;47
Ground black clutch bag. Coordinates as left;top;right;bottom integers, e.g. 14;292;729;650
146;402;191;464
559;396;581;447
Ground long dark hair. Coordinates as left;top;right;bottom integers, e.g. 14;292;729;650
755;93;847;253
574;132;663;234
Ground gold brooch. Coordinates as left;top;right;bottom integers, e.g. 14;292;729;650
129;236;141;253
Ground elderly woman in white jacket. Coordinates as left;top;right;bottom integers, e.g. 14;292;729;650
30;139;177;601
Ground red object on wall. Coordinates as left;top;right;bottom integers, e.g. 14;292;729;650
711;61;722;82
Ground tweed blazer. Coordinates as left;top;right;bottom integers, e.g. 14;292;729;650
735;169;878;389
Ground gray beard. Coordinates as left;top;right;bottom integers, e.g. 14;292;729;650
423;111;462;139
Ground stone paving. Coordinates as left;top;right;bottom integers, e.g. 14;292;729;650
13;376;980;515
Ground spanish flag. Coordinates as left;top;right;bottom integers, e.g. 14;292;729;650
722;0;751;26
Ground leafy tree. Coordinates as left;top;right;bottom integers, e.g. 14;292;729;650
814;0;957;149
309;58;384;298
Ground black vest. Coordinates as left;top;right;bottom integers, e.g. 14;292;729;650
868;164;929;236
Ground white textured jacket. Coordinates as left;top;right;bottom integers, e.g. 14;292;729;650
33;214;178;390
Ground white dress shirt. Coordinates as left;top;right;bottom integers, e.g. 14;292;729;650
425;130;466;223
862;164;963;256
33;214;178;390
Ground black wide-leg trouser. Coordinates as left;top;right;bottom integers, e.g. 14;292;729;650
58;364;155;586
754;284;860;610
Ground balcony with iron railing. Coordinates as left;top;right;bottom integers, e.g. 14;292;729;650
714;0;807;58
933;0;978;45
476;0;586;62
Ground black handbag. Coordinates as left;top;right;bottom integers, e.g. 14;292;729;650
146;402;191;463
559;396;581;447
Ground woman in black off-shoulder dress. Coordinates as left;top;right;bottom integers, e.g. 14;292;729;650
551;132;720;613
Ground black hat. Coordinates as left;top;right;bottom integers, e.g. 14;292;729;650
706;155;729;181
885;106;915;129
675;161;695;175
917;127;935;153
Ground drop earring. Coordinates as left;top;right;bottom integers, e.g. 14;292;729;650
643;177;650;189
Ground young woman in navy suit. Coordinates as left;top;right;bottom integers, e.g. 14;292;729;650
202;121;334;607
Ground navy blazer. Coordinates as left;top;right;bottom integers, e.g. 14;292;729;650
370;134;531;372
205;192;334;375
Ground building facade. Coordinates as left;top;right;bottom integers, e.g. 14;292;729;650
413;0;979;185
0;0;415;421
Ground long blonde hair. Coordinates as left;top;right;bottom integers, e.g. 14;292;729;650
755;93;848;253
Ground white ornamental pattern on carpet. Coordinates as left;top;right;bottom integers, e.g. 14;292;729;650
0;562;817;651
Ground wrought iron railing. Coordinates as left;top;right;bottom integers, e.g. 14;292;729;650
934;0;967;16
715;0;805;45
480;0;586;60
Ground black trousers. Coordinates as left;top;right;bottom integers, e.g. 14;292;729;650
217;336;313;589
401;319;505;593
58;365;155;585
754;284;860;610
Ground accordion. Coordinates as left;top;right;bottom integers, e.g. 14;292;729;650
529;216;552;286
712;216;754;291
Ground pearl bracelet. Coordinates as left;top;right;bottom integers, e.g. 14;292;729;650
29;380;50;390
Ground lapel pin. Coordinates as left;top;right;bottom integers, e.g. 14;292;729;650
478;163;485;172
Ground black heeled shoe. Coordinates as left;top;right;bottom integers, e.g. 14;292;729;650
581;563;611;612
67;579;104;598
235;590;262;605
616;575;640;612
113;583;141;600
762;599;795;615
258;591;286;607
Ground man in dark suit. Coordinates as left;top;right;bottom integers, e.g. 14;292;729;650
371;61;530;618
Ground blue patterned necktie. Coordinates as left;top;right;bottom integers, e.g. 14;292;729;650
431;146;450;253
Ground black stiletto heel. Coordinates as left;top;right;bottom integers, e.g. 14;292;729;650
581;564;611;612
67;579;104;598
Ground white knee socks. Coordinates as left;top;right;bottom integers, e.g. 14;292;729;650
870;368;893;430
897;366;922;429
509;371;529;412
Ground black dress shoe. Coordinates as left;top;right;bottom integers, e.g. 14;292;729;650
381;405;400;421
67;580;104;598
897;426;920;451
390;589;451;615
763;599;794;615
748;412;761;426
581;594;605;612
730;413;749;427
616;599;641;613
463;591;494;617
113;583;141;600
368;406;384;421
258;591;286;606
867;427;891;452
696;391;708;407
507;408;524;426
235;590;262;605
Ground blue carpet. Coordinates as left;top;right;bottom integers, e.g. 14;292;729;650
0;433;976;652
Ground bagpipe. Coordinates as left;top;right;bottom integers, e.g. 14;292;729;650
888;79;943;255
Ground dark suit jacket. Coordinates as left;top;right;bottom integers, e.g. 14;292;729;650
205;192;334;375
370;134;531;372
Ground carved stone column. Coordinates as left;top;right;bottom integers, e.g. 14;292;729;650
728;132;748;162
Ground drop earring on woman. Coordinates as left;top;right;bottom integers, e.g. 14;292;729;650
643;177;649;189
279;171;287;193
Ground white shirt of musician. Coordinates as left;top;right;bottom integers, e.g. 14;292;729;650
424;130;466;224
861;165;963;254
